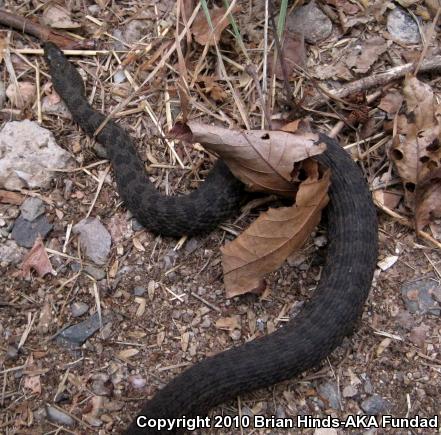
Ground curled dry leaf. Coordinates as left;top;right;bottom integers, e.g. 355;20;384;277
0;189;25;205
21;236;54;279
345;37;388;74
42;4;81;29
6;82;36;109
222;161;330;297
270;31;305;80
192;5;238;46
416;168;441;231
172;121;326;196
215;315;241;331
390;75;441;223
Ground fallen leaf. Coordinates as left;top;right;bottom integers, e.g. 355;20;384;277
117;348;139;360
198;76;228;102
377;255;399;271
326;0;360;14
42;4;81;29
6;82;36;109
372;189;402;210
0;189;25;205
390;75;441;212
215;315;241;331
171;121;326;196
192;5;238;46
21;237;54;279
270;31;305;79
345;37;388;74
378;90;403;115
222;161;330;297
376;337;391;357
23;375;41;395
416;168;441;231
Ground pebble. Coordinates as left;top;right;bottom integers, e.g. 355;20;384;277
57;312;113;347
133;286;147;296
342;384;358;398
286;2;332;44
317;381;341;409
401;278;441;315
46;405;75;426
360;394;391;415
73;218;111;265
84;264;106;281
11;214;53;248
20;197;45;221
387;7;421;44
0;240;26;266
70;302;89;318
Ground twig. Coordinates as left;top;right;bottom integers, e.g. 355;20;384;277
307;56;441;108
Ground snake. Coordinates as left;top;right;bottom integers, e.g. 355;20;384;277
43;42;378;434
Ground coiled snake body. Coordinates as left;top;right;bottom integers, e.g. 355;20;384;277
44;42;378;434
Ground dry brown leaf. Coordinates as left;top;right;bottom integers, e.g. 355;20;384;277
117;348;139;360
378;90;404;115
42;4;81;29
416;168;441;231
192;5;237;46
0;189;25;205
222;161;330;297
390;76;441;208
270;31;305;80
373;189;403;210
326;0;360;14
215;315;241;331
21;236;54;279
23;375;41;395
345;37;388;74
6;82;36;109
172;121;326;197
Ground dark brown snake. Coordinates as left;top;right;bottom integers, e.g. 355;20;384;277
43;42;378;434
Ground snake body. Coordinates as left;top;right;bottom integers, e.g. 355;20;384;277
43;42;378;434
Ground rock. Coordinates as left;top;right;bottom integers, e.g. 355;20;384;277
401;278;441;316
131;218;144;232
41;95;72;118
128;374;147;389
73;218;111;265
11;214;53;248
46;405;75;426
133;286;146;296
0;120;73;190
314;429;338;435
57;312;113;347
314;235;327;247
0;80;5;108
0;240;26;266
123;20;149;43
317;381;341;409
84;264;106;281
342;385;358;398
286;2;332;44
70;302;89;317
409;324;429;347
387;7;421;44
360;394;391;415
20;197;45;221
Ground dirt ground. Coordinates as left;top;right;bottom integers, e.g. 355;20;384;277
1;1;440;434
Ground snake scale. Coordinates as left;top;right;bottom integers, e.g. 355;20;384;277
43;42;378;434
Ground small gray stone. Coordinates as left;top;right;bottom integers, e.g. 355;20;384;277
70;302;89;318
401;278;441;316
46;405;75;426
317;381;341;409
11;214;53;248
387;7;421;44
0;80;6;108
287;2;332;44
133;286;147;296
84;264;106;281
360;394;391;415
73;218;111;265
342;385;358;398
20;197;45;221
57;312;113;347
131;218;144;232
0;240;26;266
